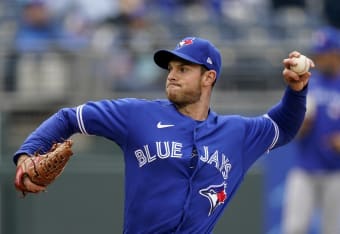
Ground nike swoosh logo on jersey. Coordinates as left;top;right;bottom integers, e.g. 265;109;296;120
157;122;175;128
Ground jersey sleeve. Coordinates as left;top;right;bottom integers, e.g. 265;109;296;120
267;86;307;147
242;115;278;171
13;107;80;164
75;98;131;145
242;86;307;170
13;98;134;164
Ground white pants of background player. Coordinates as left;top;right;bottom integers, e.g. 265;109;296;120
282;168;340;234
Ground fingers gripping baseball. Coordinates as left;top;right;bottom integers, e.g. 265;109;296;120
283;51;315;91
14;139;74;196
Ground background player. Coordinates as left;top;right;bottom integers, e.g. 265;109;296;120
14;37;313;233
282;26;340;234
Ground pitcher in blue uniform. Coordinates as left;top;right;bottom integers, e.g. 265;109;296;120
13;37;313;233
283;26;340;234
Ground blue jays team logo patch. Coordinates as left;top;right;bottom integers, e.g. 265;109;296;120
199;183;227;216
177;38;195;48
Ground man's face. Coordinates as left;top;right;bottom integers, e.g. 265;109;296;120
24;4;49;26
314;51;340;77
166;60;206;106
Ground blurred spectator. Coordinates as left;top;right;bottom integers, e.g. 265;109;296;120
15;0;88;52
90;0;163;91
16;0;62;52
282;25;340;234
4;0;89;92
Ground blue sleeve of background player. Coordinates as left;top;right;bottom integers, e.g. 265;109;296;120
267;86;308;148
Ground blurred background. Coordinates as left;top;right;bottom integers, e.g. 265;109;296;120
0;0;339;233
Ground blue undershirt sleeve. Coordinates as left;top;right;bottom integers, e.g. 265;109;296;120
267;85;308;148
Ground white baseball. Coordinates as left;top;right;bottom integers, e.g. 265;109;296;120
290;55;310;75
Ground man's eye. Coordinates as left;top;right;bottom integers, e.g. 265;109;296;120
180;67;187;72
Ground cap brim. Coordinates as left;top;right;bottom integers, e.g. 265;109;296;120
154;49;202;70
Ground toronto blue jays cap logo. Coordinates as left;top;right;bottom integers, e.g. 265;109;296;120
153;36;222;78
199;183;227;216
176;38;194;48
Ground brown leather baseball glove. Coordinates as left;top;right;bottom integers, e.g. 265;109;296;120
15;139;74;196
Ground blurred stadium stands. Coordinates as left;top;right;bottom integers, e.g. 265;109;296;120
0;0;326;111
0;0;337;233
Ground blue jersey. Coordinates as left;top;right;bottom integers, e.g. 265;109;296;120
295;71;340;171
13;87;307;233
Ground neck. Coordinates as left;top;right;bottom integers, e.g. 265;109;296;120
176;98;210;121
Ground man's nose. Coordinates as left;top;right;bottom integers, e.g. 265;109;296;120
167;71;176;81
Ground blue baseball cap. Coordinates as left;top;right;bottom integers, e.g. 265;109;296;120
154;37;222;79
312;26;340;53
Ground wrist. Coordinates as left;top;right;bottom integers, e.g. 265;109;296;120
17;154;30;166
287;83;308;96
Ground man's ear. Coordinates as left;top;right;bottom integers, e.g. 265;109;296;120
203;70;217;86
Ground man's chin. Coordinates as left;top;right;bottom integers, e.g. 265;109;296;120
167;93;181;104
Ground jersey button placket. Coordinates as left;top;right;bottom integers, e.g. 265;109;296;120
191;126;201;175
175;127;199;232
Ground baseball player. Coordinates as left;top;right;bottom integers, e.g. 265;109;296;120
283;26;340;234
13;37;313;233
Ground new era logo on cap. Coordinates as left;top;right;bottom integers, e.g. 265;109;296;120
154;37;222;79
